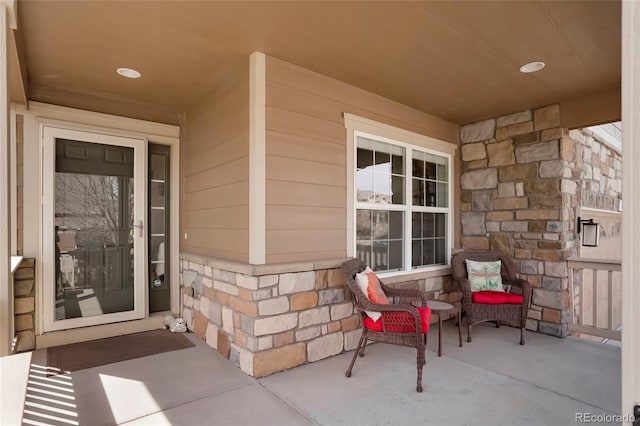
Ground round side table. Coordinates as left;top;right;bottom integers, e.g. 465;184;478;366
426;300;463;357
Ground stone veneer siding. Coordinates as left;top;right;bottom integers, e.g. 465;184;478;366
14;258;36;352
570;128;622;211
180;255;454;376
459;105;579;337
180;254;364;377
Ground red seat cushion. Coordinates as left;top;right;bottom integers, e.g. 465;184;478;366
363;306;431;333
472;291;523;304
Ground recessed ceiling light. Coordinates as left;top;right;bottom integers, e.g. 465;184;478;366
519;61;546;73
116;67;142;79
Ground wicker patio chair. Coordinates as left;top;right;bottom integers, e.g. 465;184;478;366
341;258;431;392
451;250;531;345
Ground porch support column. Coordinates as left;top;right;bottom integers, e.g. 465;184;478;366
0;2;13;356
622;0;640;421
249;52;266;265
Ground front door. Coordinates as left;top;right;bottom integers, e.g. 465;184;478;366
42;127;146;331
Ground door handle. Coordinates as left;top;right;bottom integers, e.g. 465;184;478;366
131;221;144;238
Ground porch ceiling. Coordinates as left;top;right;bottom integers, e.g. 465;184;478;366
13;1;620;126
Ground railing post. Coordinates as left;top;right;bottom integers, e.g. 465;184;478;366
593;269;598;328
579;267;584;327
608;270;614;331
569;263;575;325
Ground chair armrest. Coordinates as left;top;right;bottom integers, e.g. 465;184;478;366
380;283;428;306
454;277;474;307
352;299;425;334
505;278;532;306
354;296;416;313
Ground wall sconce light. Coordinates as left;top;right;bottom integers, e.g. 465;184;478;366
577;217;599;247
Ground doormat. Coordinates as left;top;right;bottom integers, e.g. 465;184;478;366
47;329;195;373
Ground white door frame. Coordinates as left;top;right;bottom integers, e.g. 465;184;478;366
9;102;178;346
0;4;11;356
621;0;640;421
41;125;147;332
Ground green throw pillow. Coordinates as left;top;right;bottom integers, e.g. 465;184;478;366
465;260;504;292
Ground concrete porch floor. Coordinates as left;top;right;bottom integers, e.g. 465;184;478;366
18;321;620;426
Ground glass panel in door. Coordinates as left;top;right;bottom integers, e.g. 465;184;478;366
149;143;170;313
54;139;136;320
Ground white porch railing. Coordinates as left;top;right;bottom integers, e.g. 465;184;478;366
568;257;621;341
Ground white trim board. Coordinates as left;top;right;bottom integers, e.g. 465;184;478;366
344;113;458;156
27;101;179;141
249;52;266;265
9;107;15;254
0;6;12;356
621;0;640;420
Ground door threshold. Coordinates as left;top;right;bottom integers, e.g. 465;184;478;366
36;316;165;349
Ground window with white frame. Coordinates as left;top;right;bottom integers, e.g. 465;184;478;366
345;114;455;275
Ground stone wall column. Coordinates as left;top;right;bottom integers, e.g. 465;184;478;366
460;105;577;337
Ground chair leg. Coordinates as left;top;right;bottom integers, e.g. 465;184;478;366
416;348;424;392
359;339;367;357
423;334;428;365
457;311;463;347
496;321;501;328
520;327;525;345
437;314;443;357
467;322;473;343
346;331;367;378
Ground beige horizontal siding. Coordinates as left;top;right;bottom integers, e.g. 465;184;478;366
266;130;345;166
181;54;458;264
184;156;248;194
266;56;459;143
266;106;345;145
266;57;458;262
266;155;344;187
182;206;249;230
184;133;249;178
181;58;250;262
264;55;457;263
267;181;346;208
266;206;345;230
185;71;250;158
186;99;249;160
266;80;347;126
266;229;346;256
183;229;249;262
183;180;249;214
